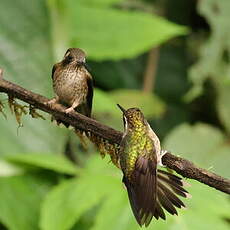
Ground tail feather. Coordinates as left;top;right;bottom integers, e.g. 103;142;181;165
158;171;189;198
168;183;188;198
153;201;166;220
143;212;154;227
157;188;178;215
158;169;183;182
154;169;190;220
158;181;186;208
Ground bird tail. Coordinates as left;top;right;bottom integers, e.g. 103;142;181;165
153;169;190;220
123;159;190;227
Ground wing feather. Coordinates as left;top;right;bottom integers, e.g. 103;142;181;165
123;156;157;227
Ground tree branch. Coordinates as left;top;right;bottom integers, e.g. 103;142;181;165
0;72;229;195
162;153;230;194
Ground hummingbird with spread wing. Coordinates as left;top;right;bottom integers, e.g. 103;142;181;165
117;104;190;227
48;48;93;121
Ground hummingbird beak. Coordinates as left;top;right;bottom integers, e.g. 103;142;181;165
117;104;126;113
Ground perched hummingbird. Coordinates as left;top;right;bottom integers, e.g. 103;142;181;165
117;104;190;227
48;48;93;118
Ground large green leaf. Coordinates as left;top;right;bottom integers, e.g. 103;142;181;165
0;0;67;155
40;155;120;230
0;173;54;230
49;0;187;61
70;5;187;60
5;153;80;175
163;123;230;178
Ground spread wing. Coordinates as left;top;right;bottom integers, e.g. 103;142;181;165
152;170;190;220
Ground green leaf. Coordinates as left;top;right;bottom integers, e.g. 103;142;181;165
40;155;120;230
110;89;166;119
50;0;188;60
0;173;53;230
0;0;67;155
90;193;136;230
72;5;187;60
5;153;79;175
178;181;230;230
163;123;230;178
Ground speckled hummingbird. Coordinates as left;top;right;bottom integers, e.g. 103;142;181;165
117;104;190;227
48;48;93;119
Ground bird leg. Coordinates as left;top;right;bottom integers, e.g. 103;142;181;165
46;96;59;106
65;100;80;114
157;150;168;167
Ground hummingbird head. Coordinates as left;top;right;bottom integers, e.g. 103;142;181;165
117;104;145;130
63;48;86;65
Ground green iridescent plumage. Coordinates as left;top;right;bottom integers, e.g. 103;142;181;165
119;107;156;180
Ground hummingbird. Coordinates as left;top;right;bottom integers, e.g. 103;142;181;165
48;48;93;121
117;104;190;227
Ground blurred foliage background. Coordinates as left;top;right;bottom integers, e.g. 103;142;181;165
0;0;230;229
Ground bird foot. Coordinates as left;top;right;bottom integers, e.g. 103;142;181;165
46;98;58;106
157;150;168;167
65;107;75;114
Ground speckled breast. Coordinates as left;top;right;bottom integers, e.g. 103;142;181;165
53;66;88;106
